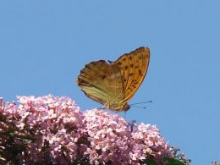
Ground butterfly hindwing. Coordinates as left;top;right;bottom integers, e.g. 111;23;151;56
77;60;125;108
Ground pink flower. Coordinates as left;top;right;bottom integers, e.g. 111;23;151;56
0;95;171;165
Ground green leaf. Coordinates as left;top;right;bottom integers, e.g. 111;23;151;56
163;157;187;165
143;158;159;165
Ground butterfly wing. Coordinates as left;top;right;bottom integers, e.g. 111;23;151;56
115;47;150;102
77;60;125;109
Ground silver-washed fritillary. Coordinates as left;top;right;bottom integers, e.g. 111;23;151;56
77;47;150;111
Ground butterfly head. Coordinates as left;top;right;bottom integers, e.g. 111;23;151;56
121;103;130;111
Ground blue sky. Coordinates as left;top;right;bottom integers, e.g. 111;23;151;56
0;1;220;165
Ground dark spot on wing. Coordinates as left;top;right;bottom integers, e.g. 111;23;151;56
99;60;106;63
85;64;90;68
139;69;143;76
101;75;106;79
129;56;132;60
138;55;143;59
132;80;138;85
80;70;85;74
125;66;128;70
128;88;133;92
117;61;122;65
123;58;126;61
130;64;134;68
129;73;134;76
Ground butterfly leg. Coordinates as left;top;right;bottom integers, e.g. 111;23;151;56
106;101;111;110
99;101;110;110
97;102;108;110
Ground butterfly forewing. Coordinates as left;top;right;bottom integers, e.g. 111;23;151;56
77;60;125;109
115;47;150;102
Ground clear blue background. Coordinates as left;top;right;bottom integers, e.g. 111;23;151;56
0;1;219;165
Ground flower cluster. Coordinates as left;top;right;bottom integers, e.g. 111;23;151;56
0;95;171;165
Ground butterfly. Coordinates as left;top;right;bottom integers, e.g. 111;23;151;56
77;47;150;111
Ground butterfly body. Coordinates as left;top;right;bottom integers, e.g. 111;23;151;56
77;47;150;111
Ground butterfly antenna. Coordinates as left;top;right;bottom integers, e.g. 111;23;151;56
129;100;152;106
131;105;146;109
130;101;152;109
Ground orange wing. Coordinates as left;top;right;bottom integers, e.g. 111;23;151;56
114;47;150;102
77;60;125;108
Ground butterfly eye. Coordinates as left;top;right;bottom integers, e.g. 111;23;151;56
125;104;130;111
